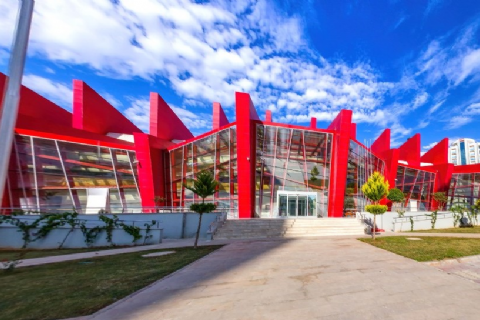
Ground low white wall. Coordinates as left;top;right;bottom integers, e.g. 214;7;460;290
0;212;223;249
360;211;473;232
0;226;162;249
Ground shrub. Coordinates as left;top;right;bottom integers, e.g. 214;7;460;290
365;204;388;215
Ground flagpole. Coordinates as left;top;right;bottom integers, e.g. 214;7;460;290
0;0;35;210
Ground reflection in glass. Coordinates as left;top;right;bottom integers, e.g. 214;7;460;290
167;126;238;218
448;172;480;207
7;134;140;213
255;124;332;218
343;140;385;213
395;165;435;210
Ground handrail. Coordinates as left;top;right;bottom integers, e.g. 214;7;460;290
392;211;453;223
207;211;227;238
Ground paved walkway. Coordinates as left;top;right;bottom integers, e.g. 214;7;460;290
14;239;232;268
78;237;480;320
13;232;480;268
426;254;480;284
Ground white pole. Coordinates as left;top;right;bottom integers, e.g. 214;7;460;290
0;0;35;209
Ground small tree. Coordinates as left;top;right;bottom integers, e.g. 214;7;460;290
362;172;389;240
186;171;218;248
433;192;448;211
310;166;319;182
387;188;405;217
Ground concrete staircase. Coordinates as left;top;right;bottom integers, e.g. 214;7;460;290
213;218;365;240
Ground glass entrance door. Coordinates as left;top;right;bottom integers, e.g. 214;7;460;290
297;196;307;216
277;192;317;218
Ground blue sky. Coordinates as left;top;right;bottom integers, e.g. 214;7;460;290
1;0;480;152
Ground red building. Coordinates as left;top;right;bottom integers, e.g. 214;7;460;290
1;72;479;217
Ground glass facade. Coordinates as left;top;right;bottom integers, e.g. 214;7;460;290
395;165;435;211
167;126;238;217
344;140;385;213
255;124;332;218
6;134;140;213
448;173;480;207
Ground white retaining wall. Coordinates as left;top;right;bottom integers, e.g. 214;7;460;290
360;211;475;232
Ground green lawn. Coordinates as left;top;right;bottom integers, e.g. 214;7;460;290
0;245;222;320
0;246;130;261
412;226;480;233
360;236;480;262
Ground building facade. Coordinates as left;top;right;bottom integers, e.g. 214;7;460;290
449;138;480;165
1;72;480;217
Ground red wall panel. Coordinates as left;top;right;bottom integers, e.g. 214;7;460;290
371;129;391;156
350;123;357;139
150;92;193;141
73;80;142;135
212;102;229;130
327;109;352;217
398;133;421;167
421;138;449;165
1;72;72;129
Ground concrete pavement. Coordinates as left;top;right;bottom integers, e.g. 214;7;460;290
79;237;480;320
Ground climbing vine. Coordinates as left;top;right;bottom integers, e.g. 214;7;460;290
143;220;157;245
1;212;157;248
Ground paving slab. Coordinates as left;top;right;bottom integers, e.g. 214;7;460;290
76;237;480;320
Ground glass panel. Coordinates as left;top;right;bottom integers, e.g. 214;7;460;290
297;196;307;216
396;165;435;210
288;196;297;217
255;124;332;217
343;139;385;213
167;126;238;209
307;195;316;216
279;195;287;217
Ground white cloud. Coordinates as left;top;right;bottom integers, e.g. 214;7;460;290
465;102;480;115
0;0;405;132
123;97;211;133
427;99;445;114
102;93;123;109
416;21;480;87
21;74;72;110
422;141;438;151
446;116;473;130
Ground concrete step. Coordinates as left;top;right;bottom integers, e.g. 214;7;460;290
213;218;366;240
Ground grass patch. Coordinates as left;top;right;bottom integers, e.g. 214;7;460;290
359;236;480;262
0;246;131;261
0;245;221;320
411;226;480;233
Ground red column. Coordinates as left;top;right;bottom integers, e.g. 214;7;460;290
327;110;353;217
235;92;259;219
310;117;317;129
133;133;165;212
265;110;272;122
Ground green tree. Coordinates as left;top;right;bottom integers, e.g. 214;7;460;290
310;166;319;182
432;192;448;211
362;171;389;240
186;171;219;248
387;188;405;217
